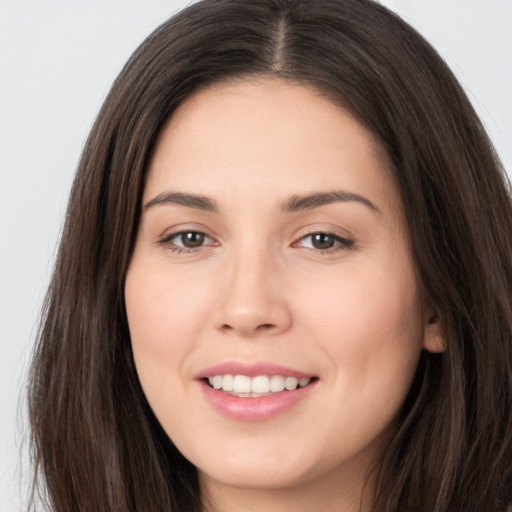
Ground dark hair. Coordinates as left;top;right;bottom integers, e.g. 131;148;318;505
28;0;512;511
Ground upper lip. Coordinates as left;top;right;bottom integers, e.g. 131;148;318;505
195;361;316;380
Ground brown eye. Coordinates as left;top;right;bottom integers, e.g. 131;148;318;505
180;231;206;248
295;232;354;252
311;233;337;250
160;230;215;251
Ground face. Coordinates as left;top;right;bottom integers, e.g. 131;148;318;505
125;79;443;500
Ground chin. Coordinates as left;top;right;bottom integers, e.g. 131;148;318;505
197;460;313;491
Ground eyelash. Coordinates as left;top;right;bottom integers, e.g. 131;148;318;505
293;232;354;253
158;230;354;254
158;230;217;254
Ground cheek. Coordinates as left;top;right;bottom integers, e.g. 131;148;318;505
124;262;214;413
300;255;422;334
297;261;424;414
126;260;214;351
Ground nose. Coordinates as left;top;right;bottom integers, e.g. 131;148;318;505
214;251;292;338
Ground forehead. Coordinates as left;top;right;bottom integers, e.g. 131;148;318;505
146;78;401;217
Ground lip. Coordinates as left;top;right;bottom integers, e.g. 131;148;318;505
195;361;315;379
196;361;318;421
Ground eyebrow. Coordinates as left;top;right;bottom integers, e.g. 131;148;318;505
281;191;381;214
143;189;380;215
144;192;218;212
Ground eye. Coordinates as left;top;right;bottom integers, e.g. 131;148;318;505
159;230;216;251
295;232;354;252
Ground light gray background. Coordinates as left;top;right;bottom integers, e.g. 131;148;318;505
1;1;511;510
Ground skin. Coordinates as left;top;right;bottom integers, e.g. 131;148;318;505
125;79;445;512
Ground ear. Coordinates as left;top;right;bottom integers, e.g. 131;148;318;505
422;305;446;353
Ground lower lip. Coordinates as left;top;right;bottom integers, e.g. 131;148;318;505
199;380;317;421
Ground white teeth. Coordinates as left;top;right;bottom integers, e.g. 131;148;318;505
222;374;234;391
299;377;310;388
284;377;299;390
233;375;251;393
270;375;285;392
212;375;223;390
251;375;270;394
207;374;312;393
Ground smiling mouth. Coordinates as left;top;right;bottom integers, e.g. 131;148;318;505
204;374;318;397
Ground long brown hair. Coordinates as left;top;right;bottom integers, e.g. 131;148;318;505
28;1;512;510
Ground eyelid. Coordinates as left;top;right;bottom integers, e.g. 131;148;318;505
295;233;353;249
156;223;354;254
166;231;215;246
291;225;355;253
157;224;219;252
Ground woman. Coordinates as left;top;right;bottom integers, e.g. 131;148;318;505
28;0;512;511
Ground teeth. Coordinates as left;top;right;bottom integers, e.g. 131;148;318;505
222;374;234;391
299;377;310;387
284;377;299;390
270;375;285;392
207;374;312;393
233;375;251;393
212;375;223;390
251;375;270;394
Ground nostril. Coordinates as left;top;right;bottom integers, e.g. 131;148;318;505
220;323;276;333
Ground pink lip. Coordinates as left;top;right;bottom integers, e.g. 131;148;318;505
195;361;314;379
199;381;317;421
195;361;318;422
